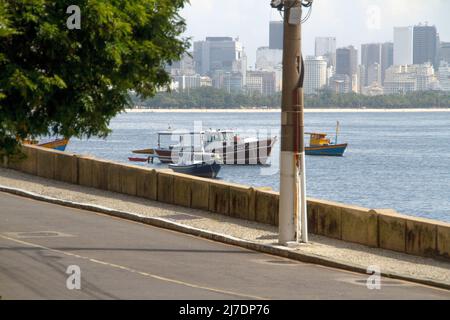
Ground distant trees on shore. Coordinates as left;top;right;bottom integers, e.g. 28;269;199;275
133;87;450;109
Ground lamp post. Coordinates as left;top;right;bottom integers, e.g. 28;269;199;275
271;0;309;244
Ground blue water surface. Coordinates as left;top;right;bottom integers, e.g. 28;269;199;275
66;111;450;223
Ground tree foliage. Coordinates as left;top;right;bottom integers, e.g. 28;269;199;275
134;87;450;109
0;0;188;155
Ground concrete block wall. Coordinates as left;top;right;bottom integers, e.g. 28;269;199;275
4;144;450;261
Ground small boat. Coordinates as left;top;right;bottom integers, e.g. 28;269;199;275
132;148;155;155
24;138;70;151
169;162;221;179
305;122;348;157
150;129;276;166
128;157;150;163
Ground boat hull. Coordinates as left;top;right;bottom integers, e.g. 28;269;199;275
33;138;70;152
305;144;348;157
155;138;276;166
169;162;221;179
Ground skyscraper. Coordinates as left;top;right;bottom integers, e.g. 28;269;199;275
394;27;413;65
193;37;245;76
269;21;283;50
336;46;358;78
361;43;381;86
413;24;438;69
440;42;450;64
304;56;328;95
315;37;337;67
381;42;394;85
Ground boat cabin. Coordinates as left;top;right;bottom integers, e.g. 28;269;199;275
306;133;331;147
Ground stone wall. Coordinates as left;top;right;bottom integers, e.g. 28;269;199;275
4;144;449;261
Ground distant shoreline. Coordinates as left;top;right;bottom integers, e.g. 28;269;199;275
126;108;450;113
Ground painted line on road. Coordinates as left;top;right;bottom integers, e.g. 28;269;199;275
1;184;449;292
0;234;267;300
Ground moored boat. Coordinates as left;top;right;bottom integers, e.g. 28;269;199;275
24;138;70;151
169;162;221;179
151;130;277;166
305;122;348;157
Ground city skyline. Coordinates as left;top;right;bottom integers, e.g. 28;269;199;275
181;0;450;67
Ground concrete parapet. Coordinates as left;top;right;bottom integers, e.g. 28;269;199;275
341;205;378;247
54;152;78;184
229;185;255;221
8;145;38;175
36;147;56;180
437;223;450;259
190;177;210;211
120;164;139;197
406;217;438;257
107;162;122;193
77;156;94;188
173;174;192;208
310;199;342;240
255;190;278;225
136;168;157;201
90;158;110;190
377;209;407;253
209;181;230;215
157;171;174;204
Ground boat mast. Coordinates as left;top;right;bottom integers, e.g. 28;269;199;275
335;121;340;145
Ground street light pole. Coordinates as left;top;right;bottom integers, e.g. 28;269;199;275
277;0;308;244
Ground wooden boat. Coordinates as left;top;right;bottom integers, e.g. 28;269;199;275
132;148;155;155
151;130;277;166
305;122;348;157
24;138;70;151
128;157;150;163
169;162;221;179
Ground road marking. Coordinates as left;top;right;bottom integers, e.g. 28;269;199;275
0;234;266;300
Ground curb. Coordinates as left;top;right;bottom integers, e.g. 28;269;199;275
1;184;449;292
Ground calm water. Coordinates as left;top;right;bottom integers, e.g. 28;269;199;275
66;111;450;223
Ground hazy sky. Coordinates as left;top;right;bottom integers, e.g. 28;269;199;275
181;0;450;66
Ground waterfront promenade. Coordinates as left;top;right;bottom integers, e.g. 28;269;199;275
1;167;449;298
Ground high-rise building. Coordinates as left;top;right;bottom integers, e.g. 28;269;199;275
255;47;283;92
304;56;328;95
315;37;337;67
212;71;243;94
367;63;382;87
381;42;394;85
329;74;351;94
172;75;201;91
336;46;358;77
384;63;436;94
269;21;283;50
194;37;245;76
167;52;195;76
246;71;276;96
255;47;283;70
361;43;381;86
394;27;413;65
438;61;450;91
439;42;450;64
413;24;438;69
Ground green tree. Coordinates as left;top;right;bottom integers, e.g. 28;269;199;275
0;0;188;155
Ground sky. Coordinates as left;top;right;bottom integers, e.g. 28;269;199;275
180;0;450;67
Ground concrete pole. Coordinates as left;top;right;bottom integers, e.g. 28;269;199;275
279;0;308;244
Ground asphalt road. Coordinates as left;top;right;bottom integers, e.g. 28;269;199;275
0;191;449;300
